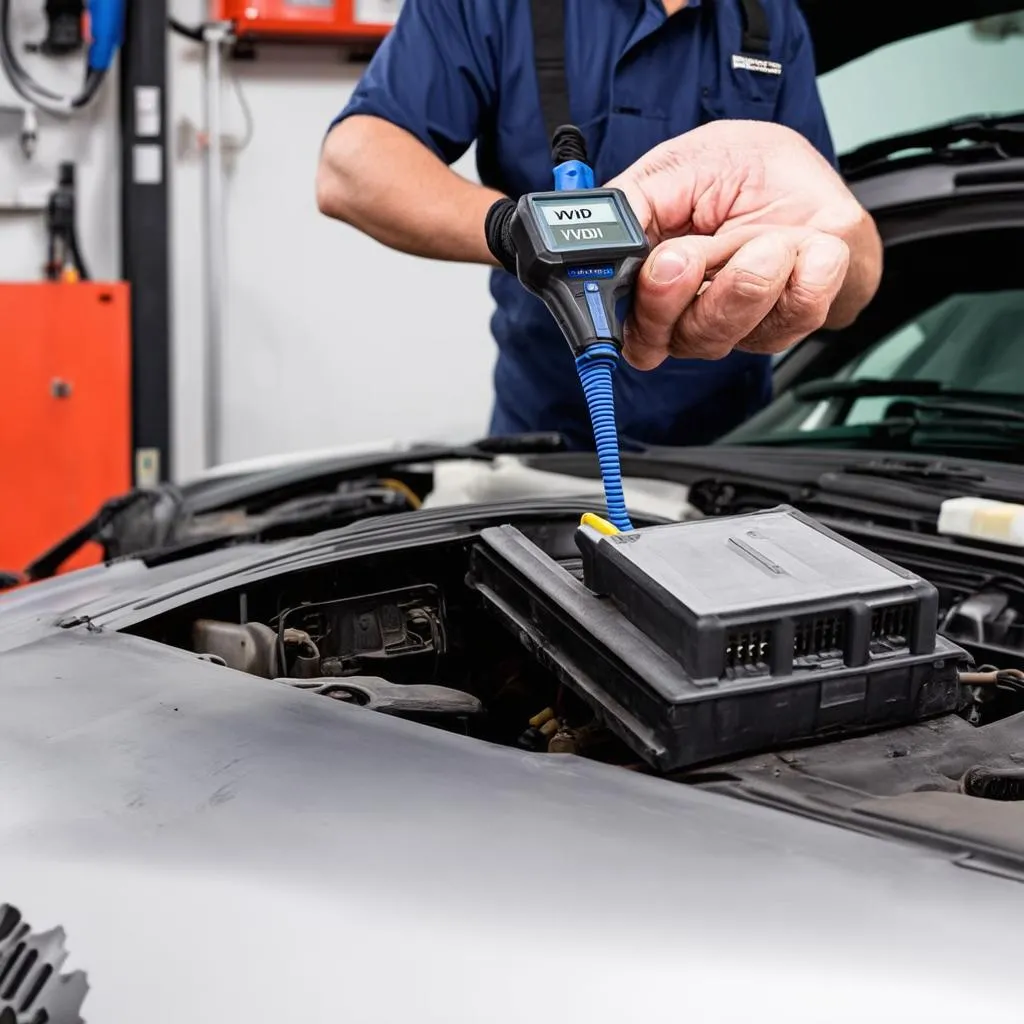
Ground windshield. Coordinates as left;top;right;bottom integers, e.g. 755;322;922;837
719;289;1024;460
818;19;1024;153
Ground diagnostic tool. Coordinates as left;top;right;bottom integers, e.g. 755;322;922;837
486;126;650;531
503;189;648;355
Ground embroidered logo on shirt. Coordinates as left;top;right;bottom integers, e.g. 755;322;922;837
731;54;783;75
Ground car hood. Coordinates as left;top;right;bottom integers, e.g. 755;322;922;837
801;1;1024;73
2;627;1023;1024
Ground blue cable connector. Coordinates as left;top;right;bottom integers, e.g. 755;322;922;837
575;343;633;532
553;158;595;192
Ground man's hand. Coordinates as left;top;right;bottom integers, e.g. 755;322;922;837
605;120;883;371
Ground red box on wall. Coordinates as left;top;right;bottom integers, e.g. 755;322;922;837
212;0;400;42
0;282;131;576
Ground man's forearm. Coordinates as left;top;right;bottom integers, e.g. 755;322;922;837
317;115;504;266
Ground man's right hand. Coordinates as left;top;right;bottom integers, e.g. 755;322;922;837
606;120;883;371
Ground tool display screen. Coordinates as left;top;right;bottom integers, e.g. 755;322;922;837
532;195;639;253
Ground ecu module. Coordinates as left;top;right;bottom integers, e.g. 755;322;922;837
468;505;968;771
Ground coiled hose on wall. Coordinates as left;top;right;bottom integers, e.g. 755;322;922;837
0;0;123;115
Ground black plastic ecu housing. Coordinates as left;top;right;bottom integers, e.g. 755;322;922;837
467;505;967;771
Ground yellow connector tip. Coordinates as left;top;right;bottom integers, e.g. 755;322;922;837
580;512;620;535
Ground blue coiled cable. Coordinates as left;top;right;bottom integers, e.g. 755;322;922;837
575;343;633;532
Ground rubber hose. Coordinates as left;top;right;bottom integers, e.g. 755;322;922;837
575;343;633;532
168;16;206;42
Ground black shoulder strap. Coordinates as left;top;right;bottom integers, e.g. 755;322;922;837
528;0;771;150
737;0;771;54
529;0;570;155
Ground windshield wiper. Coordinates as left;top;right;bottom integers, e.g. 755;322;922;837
901;399;1024;425
794;378;1012;404
792;379;1024;424
745;418;1024;463
840;112;1024;177
840;457;987;486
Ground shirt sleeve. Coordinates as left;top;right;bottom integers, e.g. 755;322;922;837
328;0;499;166
774;3;838;168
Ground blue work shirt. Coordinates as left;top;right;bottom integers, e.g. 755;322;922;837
332;0;837;449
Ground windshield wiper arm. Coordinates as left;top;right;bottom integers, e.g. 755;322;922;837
840;112;1024;174
792;380;1024;423
795;379;989;402
841;457;987;485
908;399;1024;424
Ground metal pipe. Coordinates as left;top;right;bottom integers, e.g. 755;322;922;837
202;22;231;469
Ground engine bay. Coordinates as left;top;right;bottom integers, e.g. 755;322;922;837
123;500;1024;823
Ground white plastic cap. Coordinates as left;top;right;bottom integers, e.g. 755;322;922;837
937;496;1024;548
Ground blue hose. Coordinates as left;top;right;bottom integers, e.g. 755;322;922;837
575;343;633;532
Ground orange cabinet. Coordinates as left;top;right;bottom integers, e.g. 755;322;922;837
213;0;398;41
0;282;131;573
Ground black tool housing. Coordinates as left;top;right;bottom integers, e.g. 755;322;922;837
507;188;649;354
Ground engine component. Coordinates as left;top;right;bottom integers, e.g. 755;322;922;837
943;590;1021;648
938;495;1024;548
286;629;321;678
0;902;88;1024
961;764;1024;801
516;710;560;751
547;725;578;754
193;619;279;677
192;620;320;678
283;676;482;727
468;505;968;771
279;586;445;680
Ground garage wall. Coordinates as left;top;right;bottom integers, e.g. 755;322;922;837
0;5;120;283
168;15;1024;479
168;6;497;481
2;11;1023;482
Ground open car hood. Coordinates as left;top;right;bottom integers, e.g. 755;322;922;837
800;1;1024;73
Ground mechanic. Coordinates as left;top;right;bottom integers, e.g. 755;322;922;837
316;0;882;449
